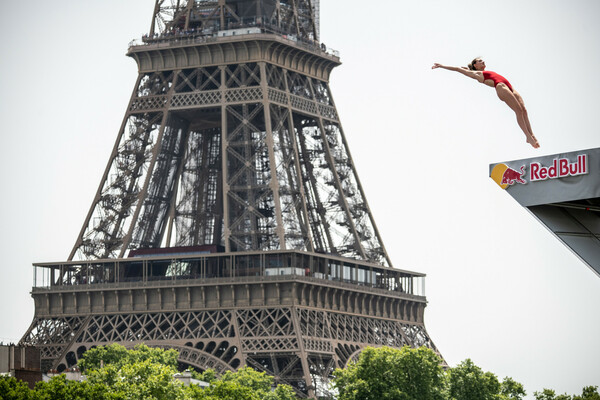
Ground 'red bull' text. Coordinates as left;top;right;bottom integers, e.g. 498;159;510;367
530;154;588;182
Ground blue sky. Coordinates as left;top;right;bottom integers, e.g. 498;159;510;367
1;1;599;398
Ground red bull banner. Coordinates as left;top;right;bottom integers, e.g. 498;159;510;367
491;154;588;189
490;148;599;207
530;154;587;182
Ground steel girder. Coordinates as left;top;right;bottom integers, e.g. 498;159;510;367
69;41;391;267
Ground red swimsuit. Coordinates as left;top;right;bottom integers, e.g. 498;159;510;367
482;71;513;91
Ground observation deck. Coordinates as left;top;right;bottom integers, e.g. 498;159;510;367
127;20;340;81
32;250;425;299
27;249;431;385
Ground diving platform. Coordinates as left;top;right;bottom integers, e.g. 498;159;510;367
490;147;600;277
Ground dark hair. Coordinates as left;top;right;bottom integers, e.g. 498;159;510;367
468;57;481;71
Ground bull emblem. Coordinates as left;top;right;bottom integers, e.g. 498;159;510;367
501;165;526;186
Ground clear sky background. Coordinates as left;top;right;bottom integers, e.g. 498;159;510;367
1;1;599;398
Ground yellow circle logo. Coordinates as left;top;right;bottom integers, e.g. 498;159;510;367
491;163;527;189
491;163;510;189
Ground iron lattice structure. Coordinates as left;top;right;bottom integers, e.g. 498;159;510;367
21;1;439;397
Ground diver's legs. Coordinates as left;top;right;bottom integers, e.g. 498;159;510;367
512;90;535;141
496;85;539;148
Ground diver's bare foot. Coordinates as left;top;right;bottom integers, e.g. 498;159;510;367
526;134;540;148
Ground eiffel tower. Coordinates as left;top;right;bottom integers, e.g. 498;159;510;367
21;1;439;397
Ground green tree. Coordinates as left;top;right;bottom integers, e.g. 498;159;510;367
572;386;600;400
1;347;301;400
264;384;298;400
86;358;185;400
187;366;297;400
0;376;33;400
78;343;178;372
32;374;110;400
219;366;276;393
533;388;572;400
500;376;527;400
447;359;501;400
333;346;446;400
190;368;217;384
199;379;256;400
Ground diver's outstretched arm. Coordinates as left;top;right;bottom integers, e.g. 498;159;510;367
432;63;484;82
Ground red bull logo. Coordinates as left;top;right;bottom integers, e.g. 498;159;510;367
491;164;527;189
530;154;588;182
491;154;589;190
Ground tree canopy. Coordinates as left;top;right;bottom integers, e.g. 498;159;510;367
500;376;527;400
78;343;179;372
0;344;297;400
446;358;502;400
534;386;600;400
333;345;446;400
187;367;297;400
332;346;598;400
0;376;33;400
1;344;598;400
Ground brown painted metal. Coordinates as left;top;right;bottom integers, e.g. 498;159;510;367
24;251;435;397
21;2;439;398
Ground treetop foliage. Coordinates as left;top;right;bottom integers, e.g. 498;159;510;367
333;345;445;400
78;343;179;372
0;344;296;400
332;346;598;400
534;386;600;400
0;344;597;400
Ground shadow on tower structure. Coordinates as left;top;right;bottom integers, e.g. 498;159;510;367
20;1;440;397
